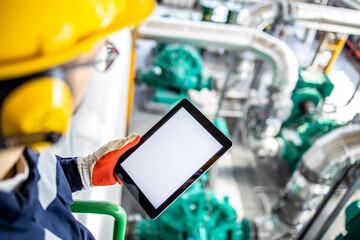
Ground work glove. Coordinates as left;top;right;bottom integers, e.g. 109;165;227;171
77;133;141;189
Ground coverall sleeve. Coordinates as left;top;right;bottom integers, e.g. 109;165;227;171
56;156;84;192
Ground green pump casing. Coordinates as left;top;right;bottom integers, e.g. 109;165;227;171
138;44;212;104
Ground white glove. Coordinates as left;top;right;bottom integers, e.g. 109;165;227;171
77;133;140;189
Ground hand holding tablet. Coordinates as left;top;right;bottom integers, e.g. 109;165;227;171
114;99;232;219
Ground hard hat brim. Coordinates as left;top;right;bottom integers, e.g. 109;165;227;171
0;0;155;80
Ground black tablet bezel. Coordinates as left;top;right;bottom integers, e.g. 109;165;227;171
114;98;232;219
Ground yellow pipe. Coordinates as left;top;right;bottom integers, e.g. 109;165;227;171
325;38;347;74
126;29;137;135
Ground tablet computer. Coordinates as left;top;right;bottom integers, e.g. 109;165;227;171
114;99;232;219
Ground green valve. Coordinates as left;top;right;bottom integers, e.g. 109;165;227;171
201;0;218;22
345;200;360;226
226;10;239;24
284;69;334;126
291;88;323;117
226;2;242;24
279;118;344;171
279;69;340;170
202;6;215;22
335;200;360;240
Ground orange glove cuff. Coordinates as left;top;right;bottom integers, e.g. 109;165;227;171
92;135;141;186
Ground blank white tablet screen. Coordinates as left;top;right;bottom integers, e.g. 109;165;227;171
121;107;223;208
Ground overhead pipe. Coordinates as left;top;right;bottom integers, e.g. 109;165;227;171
136;15;360;239
136;16;299;123
255;124;360;239
243;1;360;35
338;0;360;10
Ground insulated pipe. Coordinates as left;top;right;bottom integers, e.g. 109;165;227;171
136;17;299;121
256;124;360;239
244;1;360;35
243;2;279;31
338;0;360;10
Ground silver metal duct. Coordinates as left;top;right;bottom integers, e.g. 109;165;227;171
244;1;360;35
338;0;360;10
136;16;299;124
256;124;360;239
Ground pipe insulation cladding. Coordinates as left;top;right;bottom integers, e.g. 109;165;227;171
244;1;360;35
256;124;360;239
136;16;299;124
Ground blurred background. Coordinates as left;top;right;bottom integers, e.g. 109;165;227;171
53;1;360;239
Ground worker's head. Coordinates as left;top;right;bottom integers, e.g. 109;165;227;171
0;0;154;149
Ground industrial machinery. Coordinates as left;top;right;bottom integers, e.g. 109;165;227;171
130;122;360;240
255;123;360;239
131;177;253;240
278;117;344;171
129;2;360;239
138;44;212;105
257;69;345;170
42;1;360;239
201;0;242;24
284;69;334;125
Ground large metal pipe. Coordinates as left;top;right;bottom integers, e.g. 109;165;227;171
136;16;299;123
244;1;360;35
338;0;360;10
256;124;360;239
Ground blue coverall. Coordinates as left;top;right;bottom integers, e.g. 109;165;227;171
0;147;95;239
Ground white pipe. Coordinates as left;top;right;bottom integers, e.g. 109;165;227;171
137;17;298;101
244;2;360;35
256;124;360;239
301;124;360;180
243;3;278;30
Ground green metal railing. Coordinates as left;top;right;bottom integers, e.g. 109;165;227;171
71;200;127;240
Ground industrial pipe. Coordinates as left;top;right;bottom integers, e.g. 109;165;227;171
255;124;360;239
338;0;360;10
136;16;299;125
244;1;360;35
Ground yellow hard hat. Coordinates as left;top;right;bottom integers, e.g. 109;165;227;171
0;0;155;147
0;0;155;80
